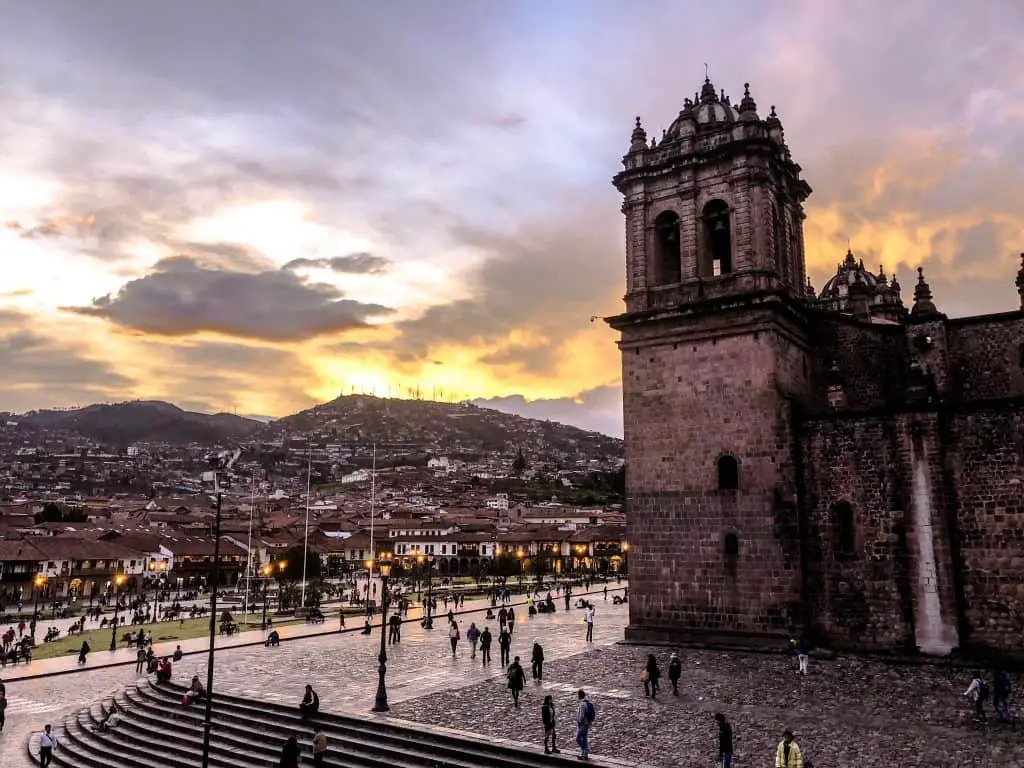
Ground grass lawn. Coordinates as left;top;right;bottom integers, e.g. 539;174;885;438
27;615;306;661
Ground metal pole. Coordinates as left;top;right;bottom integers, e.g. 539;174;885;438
300;449;312;609
371;572;389;712
242;473;256;619
262;580;269;629
108;583;119;652
424;557;433;629
201;491;223;768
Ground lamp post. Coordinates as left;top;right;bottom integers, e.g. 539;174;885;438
621;541;629;577
371;558;392;712
108;574;126;651
516;550;525;593
275;560;288;612
31;575;46;640
261;564;272;628
418;554;435;629
155;561;167;621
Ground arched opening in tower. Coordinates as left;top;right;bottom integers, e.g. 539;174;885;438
653;210;681;285
701;200;732;277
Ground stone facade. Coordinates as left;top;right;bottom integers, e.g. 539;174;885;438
608;76;1024;655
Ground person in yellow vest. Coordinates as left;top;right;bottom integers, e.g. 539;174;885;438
775;729;803;768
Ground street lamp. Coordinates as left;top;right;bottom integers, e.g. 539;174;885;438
621;541;630;577
371;558;393;712
417;554;435;629
276;559;288;611
154;561;167;621
31;575;46;640
364;559;374;616
516;550;525;592
261;564;273;628
108;574;126;651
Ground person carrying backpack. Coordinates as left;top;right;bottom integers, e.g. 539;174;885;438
506;656;526;708
964;670;988;722
576;689;596;760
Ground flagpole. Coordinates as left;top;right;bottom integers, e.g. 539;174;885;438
242;472;256;622
300;446;312;609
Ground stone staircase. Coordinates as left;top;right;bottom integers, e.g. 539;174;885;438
33;679;580;767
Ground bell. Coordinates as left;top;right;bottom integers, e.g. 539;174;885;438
714;219;727;233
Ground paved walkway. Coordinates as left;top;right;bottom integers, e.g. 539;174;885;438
0;587;622;767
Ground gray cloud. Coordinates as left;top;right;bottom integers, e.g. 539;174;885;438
472;385;624;437
0;312;136;413
281;253;390;274
66;256;394;341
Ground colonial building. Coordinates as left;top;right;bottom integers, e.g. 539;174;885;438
608;75;1024;656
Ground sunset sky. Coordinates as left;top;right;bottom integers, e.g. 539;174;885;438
2;1;1022;437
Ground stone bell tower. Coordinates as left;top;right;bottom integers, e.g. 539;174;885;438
607;77;815;644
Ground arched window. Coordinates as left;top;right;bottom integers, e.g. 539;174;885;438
653;211;681;285
717;455;739;490
724;533;739;556
701;199;732;277
834;501;856;555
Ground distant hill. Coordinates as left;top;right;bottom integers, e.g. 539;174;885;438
273;395;622;458
20;401;262;446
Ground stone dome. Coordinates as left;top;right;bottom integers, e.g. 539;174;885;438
696;101;739;124
820;249;881;298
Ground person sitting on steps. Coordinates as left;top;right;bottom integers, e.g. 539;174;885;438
300;684;320;720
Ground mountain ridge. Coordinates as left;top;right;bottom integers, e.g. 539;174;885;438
12;396;622;456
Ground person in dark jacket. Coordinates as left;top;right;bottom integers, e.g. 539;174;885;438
643;653;661;698
299;685;319;720
668;652;682;696
279;735;301;768
714;713;734;768
507;656;526;708
479;626;493;666
531;640;545;681
541;694;560;754
498;627;512;667
77;640;91;665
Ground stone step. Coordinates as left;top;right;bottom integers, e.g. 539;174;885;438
37;676;578;768
120;686;418;768
151;679;562;768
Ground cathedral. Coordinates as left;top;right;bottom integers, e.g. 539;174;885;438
607;76;1024;656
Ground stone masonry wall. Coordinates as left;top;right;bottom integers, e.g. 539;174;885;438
622;323;805;640
947;315;1024;401
948;405;1024;653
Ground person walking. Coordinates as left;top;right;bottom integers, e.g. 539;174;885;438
498;626;512;667
642;653;661;698
279;734;301;768
39;724;59;767
0;677;7;732
531;639;544;681
584;603;595;642
466;622;480;659
312;730;328;767
480;626;493;667
964;670;989;722
603;585;608;601
507;606;516;634
794;634;811;675
77;639;90;665
714;713;734;768
576;689;595;761
668;652;682;696
498;606;508;632
448;620;460;658
506;656;526;708
775;729;803;768
135;647;146;674
541;694;560;754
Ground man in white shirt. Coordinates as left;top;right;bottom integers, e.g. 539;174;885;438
39;724;59;766
584;604;595;642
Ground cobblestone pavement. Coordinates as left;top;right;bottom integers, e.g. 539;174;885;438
391;644;1024;767
176;595;627;710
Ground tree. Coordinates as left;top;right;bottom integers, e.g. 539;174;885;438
277;545;322;582
512;446;527;476
35;503;63;524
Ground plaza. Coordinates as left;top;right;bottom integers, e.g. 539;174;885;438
2;587;1021;767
